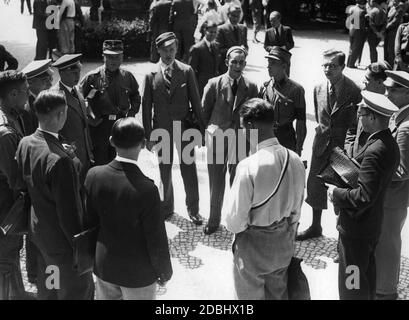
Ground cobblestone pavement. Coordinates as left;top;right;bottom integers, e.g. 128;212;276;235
1;0;409;299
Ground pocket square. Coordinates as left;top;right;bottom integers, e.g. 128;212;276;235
181;83;186;88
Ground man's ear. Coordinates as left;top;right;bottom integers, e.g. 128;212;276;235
141;138;146;149
225;58;229;68
109;136;115;148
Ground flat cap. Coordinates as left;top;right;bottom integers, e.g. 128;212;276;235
226;45;248;58
384;70;409;89
21;59;53;79
265;46;292;64
360;90;398;117
366;61;391;79
156;32;177;48
52;54;82;70
103;40;124;55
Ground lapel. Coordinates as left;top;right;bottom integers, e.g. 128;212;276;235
153;63;168;98
58;82;85;121
34;129;68;156
331;77;350;116
354;130;386;160
319;82;331;117
170;61;184;98
233;76;249;111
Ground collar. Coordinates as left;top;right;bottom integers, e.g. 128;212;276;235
227;75;242;86
204;39;213;49
329;75;344;92
366;129;383;142
394;104;409;124
256;137;279;151
0;104;20;119
115;155;139;167
38;128;59;139
160;59;174;70
29;91;38;98
60;81;73;93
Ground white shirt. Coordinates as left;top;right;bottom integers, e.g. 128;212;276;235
159;59;174;79
59;0;76;19
224;138;306;234
60;81;73;93
115;155;138;167
38;128;59;139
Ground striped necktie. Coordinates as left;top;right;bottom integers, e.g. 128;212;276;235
164;67;172;93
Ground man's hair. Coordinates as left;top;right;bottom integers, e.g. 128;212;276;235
0;71;27;100
33;89;66;115
323;49;346;66
227;4;242;15
269;11;282;21
208;0;217;10
204;20;218;30
111;117;145;149
240;98;275;123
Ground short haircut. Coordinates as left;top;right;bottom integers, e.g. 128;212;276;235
323;49;346;66
0;71;27;100
227;4;242;15
204;20;218;30
111;117;145;149
33;89;66;115
208;0;217;10
269;11;281;21
240;98;275;123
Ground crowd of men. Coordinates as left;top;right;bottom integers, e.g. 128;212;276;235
0;0;409;301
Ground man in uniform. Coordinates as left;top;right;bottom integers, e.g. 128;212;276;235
296;49;361;241
142;32;205;225
259;46;306;155
216;4;248;74
202;46;259;235
80;40;141;165
394;19;409;71
52;54;94;182
346;0;367;69
376;70;409;299
327;91;400;300
0;71;29;299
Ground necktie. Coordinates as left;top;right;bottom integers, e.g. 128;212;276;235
164;67;172;93
234;25;240;43
329;85;336;110
71;88;78;99
232;79;238;96
275;27;280;38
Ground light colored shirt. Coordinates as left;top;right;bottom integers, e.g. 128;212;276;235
59;0;76;19
60;81;73;93
115;155;138;167
159;59;174;79
38;128;59;139
224;137;306;234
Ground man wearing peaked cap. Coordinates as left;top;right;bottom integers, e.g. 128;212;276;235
79;40;141;166
52;54;93;183
375;69;409;299
326;90;400;300
259;46;306;155
142;31;205;226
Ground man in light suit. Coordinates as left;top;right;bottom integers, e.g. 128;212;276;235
52;54;94;182
216;4;248;74
15;90;94;300
189;20;221;97
84;118;172;300
142;32;205;225
296;49;361;241
202;46;259;235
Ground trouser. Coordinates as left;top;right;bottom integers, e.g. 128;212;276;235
21;0;31;14
347;30;367;67
338;234;378;300
173;25;195;63
385;29;398;67
95;276;157;300
89;118;118;166
59;18;75;54
36;248;94;300
35;29;49;60
367;31;380;64
157;126;200;217
25;235;38;282
276;124;296;152
0;235;25;300
232;218;295;300
376;206;407;296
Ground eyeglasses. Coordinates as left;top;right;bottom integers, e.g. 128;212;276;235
322;63;340;70
357;112;371;118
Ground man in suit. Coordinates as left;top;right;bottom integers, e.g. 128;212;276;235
15;90;94;300
84;117;172;300
189;20;221;97
0;71;30;299
216;4;248;74
376;70;409;300
32;0;49;60
296;49;361;241
148;0;172;63
346;0;367;69
327;91;400;300
385;0;405;66
202;46;259;235
259;46;306;154
52;54;94;182
142;32;205;225
264;11;294;52
0;45;18;72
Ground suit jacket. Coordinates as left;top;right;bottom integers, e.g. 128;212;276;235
32;0;48;30
0;45;18;72
53;81;93;179
189;39;221;97
149;0;172;38
264;24;295;52
202;73;259;131
172;0;196;29
384;105;409;208
15;130;84;254
216;22;248;60
142;59;204;139
84;160;172;287
334;129;400;239
312;76;361;158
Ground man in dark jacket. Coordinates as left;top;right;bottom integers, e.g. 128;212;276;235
33;0;49;60
327;90;400;300
264;11;294;52
0;45;18;72
148;0;172;62
84;117;172;300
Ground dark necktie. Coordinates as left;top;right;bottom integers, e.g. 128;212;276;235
71;87;78;99
232;79;238;96
234;25;240;43
275;27;280;38
164;67;172;93
329;85;336;110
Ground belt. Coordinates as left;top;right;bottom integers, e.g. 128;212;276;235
248;217;289;230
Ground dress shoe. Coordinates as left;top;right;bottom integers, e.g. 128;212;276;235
164;212;174;220
188;213;203;226
295;225;322;241
204;224;219;235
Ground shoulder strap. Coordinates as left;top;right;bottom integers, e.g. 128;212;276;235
251;148;290;210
